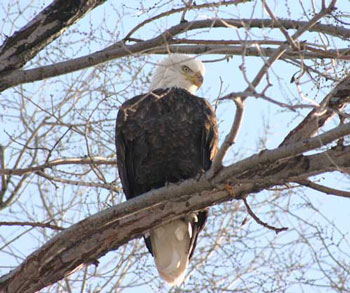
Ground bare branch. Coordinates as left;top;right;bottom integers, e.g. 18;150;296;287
242;197;288;234
1;122;349;292
0;0;106;74
36;170;120;192
0;157;116;176
216;122;350;183
246;1;335;93
124;0;245;40
296;178;350;199
0;221;64;231
208;97;244;177
1;16;349;91
0;145;6;203
291;0;337;41
281;74;350;146
209;2;336;173
220;91;317;110
263;1;298;49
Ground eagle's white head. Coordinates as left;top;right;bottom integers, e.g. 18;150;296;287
150;54;205;94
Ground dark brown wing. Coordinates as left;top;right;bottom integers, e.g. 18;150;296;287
115;87;218;256
115;93;150;198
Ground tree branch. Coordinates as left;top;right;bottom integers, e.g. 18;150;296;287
1;16;348;91
0;157;116;176
208;97;244;177
0;145;7;205
242;197;288;234
0;0;107;74
214;122;350;183
281;74;350;146
209;2;336;174
295;178;350;198
0;123;349;292
124;0;245;40
0;221;64;231
36;170;120;192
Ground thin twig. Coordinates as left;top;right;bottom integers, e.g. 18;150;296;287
210;0;337;174
0;221;64;231
263;1;298;50
45;126;72;163
208;97;244;177
0;157;117;176
296;179;350;199
36;171;120;192
0;145;7;203
180;0;194;23
219;91;317;111
124;0;243;40
242;198;288;234
214;76;224;112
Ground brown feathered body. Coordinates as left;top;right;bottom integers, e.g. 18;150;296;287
115;87;218;284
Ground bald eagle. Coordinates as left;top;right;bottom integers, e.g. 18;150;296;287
115;54;218;285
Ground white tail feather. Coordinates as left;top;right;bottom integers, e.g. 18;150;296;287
150;220;191;286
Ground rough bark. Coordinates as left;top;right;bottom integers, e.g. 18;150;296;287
281;74;350;146
0;123;349;293
0;0;106;75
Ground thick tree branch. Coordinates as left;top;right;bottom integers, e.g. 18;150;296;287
281;74;350;146
0;0;106;74
213;122;350;184
1;15;348;92
0;122;349;293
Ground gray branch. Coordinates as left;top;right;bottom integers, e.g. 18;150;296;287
0;0;106;75
1;17;350;92
1;122;350;292
281;74;350;146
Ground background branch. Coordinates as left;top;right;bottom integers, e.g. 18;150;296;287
242;197;288;234
281;74;350;146
0;221;64;231
295;179;350;198
0;157;116;176
1;16;348;92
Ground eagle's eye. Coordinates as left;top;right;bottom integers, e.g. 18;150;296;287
182;65;192;73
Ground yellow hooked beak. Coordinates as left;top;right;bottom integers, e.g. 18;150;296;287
186;71;204;89
193;71;204;88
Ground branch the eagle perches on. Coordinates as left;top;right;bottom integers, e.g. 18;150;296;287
1;119;350;291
